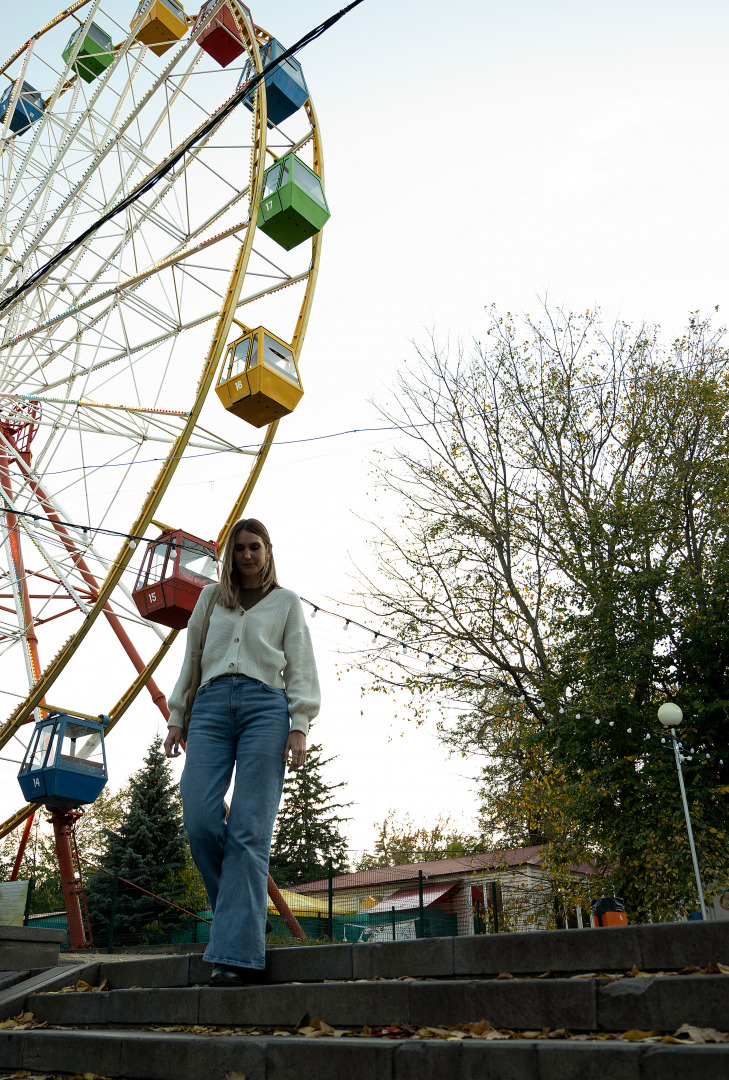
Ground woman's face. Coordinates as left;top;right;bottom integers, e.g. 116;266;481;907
232;529;270;585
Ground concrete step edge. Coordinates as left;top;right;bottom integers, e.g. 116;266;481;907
3;1027;728;1080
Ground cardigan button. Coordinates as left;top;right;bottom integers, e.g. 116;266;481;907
234;638;239;643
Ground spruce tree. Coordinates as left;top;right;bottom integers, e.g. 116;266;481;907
269;742;351;887
85;735;190;944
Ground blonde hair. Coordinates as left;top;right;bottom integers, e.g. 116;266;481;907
220;518;278;608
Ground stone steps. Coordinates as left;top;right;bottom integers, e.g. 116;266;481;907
0;922;727;1079
4;1028;729;1080
24;973;729;1033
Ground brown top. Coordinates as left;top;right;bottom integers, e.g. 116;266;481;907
238;582;279;612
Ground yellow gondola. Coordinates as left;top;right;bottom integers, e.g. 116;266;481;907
216;326;303;428
131;0;187;56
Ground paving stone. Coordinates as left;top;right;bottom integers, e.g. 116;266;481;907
21;1029;122;1076
265;1035;395;1080
394;1039;462;1080
266;943;354;983
108;987;201;1026
0;1031;24;1071
199;980;410;1028
188;952;213;985
637;922;729;970
407;980;468;1027
0;963;97;1020
536;1041;641;1080
0;926;66;944
0;943;60;969
119;1030;266;1080
461;1040;538;1080
641;1044;729;1079
465;978;597;1031
0;972;29;992
351;938;454;980
598;974;729;1031
98;954;191;989
453;926;643;977
27;989;110;1025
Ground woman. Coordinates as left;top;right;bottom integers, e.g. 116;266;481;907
164;518;320;986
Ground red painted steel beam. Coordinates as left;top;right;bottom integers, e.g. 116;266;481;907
10;449;170;720
9;811;34;881
50;810;91;950
266;874;306;940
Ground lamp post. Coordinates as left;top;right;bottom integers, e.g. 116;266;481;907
657;703;707;920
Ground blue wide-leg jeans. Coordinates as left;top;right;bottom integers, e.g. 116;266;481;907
180;673;289;969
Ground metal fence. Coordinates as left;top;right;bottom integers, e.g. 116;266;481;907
22;854;604;951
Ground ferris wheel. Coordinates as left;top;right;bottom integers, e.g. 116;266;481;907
0;0;329;852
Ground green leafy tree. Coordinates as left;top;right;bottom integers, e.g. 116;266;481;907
0;787;131;916
357;306;729;920
85;736;191;944
357;810;482;869
269;742;351;886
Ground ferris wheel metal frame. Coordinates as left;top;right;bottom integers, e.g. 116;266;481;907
0;0;326;848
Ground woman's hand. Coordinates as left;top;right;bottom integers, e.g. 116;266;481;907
284;730;306;772
164;726;184;758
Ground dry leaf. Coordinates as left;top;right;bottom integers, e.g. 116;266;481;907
222;1073;248;1080
673;1024;729;1044
621;1029;660;1041
496;972;514;980
536;970;556;979
469;1018;494;1035
718;963;729;975
570;973;599;979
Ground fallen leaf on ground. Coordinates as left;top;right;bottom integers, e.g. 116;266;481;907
496;972;514;980
467;1018;494;1035
673;1024;729;1043
536;970;556;979
621;1030;661;1041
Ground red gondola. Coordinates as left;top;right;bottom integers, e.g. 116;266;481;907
192;0;251;67
132;529;218;629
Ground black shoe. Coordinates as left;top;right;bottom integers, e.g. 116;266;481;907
210;963;264;987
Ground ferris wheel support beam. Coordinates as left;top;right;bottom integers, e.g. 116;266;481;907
0;451;42;692
0;64;268;750
12;449;170;720
9;808;34;880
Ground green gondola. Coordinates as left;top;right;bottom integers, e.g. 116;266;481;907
257;153;330;251
62;21;114;83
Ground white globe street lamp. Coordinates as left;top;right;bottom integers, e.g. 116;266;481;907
658;703;707;920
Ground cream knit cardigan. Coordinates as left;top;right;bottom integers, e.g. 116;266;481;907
167;584;320;735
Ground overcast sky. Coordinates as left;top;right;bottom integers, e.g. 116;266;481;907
3;0;729;857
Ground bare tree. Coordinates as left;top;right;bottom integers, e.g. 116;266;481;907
354;305;729;917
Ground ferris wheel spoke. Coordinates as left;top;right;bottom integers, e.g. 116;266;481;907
1;172;255;361
1;16;203;262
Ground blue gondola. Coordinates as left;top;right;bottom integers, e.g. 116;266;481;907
0;80;45;136
239;38;309;128
18;712;108;810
